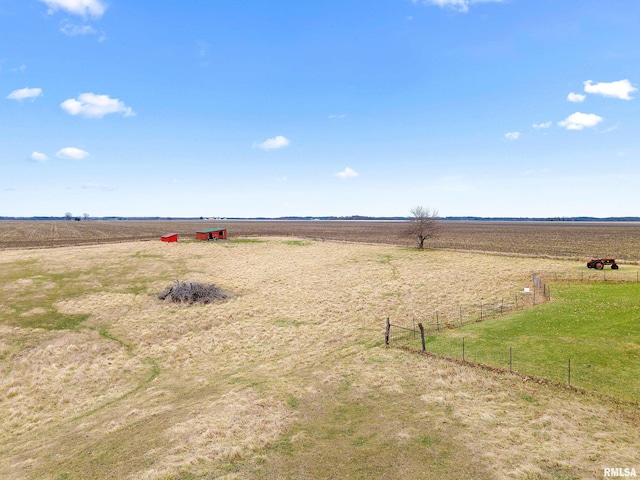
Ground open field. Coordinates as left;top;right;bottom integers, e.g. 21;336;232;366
1;239;638;479
394;282;640;402
2;220;640;262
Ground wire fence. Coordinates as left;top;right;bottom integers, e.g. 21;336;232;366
385;270;640;405
403;273;551;337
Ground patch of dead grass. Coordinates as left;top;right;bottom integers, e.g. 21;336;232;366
0;240;637;479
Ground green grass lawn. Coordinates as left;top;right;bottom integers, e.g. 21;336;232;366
420;282;640;402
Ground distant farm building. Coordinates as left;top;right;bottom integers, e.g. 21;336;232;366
196;228;227;241
161;233;178;243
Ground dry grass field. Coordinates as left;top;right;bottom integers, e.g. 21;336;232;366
2;220;640;262
1;238;638;479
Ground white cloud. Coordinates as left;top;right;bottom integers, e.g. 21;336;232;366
415;0;504;13
254;135;290;151
567;92;586;103
505;131;520;140
558;112;603;131
10;64;26;73
30;152;49;162
39;0;107;18
584;79;637;100
328;114;347;119
61;23;96;36
61;93;135;118
56;147;90;160
6;87;43;101
336;167;359;179
532;121;552;129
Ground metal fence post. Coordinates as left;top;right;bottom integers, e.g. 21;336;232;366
385;318;390;345
568;358;571;386
436;311;440;332
418;323;425;352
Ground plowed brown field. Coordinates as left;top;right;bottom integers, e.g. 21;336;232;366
1;220;640;261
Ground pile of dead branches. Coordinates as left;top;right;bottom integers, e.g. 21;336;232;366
158;280;230;305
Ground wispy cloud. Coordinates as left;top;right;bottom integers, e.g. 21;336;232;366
328;114;347;119
197;40;209;58
6;87;43;101
558;112;603;131
584;79;637;100
30;152;49;162
60;23;96;36
61;93;135;118
56;147;90;160
335;167;359;179
81;182;114;191
10;64;26;73
505;131;520;140
523;167;552;176
414;0;504;13
39;0;107;18
532;121;552;129
254;135;290;151
567;92;586;103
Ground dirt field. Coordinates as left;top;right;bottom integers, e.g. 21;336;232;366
1;239;638;479
2;220;640;262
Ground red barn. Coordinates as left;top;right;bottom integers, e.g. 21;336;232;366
196;228;227;241
161;233;178;243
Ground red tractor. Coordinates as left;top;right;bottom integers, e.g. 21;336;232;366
587;258;618;270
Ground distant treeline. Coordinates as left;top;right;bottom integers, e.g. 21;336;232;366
1;216;640;222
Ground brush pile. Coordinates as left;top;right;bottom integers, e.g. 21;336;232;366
158;280;230;305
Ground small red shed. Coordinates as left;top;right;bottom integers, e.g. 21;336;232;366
161;233;178;243
196;228;227;241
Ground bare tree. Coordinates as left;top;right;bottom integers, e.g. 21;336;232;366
64;212;73;221
405;206;439;249
83;213;90;220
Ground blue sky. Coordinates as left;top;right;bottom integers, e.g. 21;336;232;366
1;0;639;218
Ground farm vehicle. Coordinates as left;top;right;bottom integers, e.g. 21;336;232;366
586;258;618;270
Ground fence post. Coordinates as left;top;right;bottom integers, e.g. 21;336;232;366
480;303;483;321
385;318;390;345
436;311;440;332
418;323;425;352
515;294;518;310
568;358;571;386
413;317;416;339
500;298;504;314
509;346;512;372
